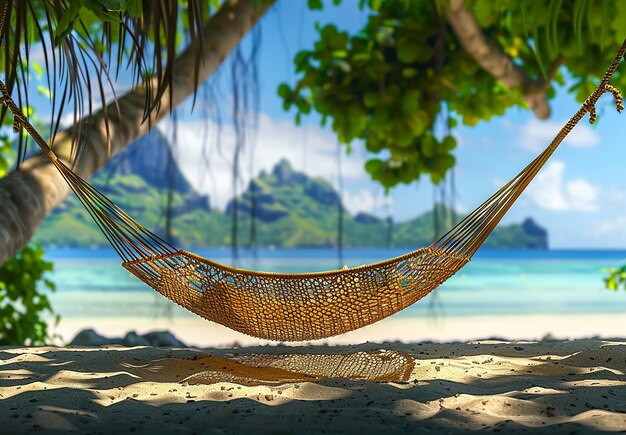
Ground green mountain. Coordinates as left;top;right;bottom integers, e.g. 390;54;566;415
35;129;230;247
393;204;548;249
226;161;547;249
226;159;349;247
34;136;548;249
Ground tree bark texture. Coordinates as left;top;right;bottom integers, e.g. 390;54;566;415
445;0;551;119
0;0;274;265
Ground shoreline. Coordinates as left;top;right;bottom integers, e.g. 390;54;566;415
51;312;626;348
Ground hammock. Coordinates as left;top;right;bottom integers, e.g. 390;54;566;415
1;40;624;342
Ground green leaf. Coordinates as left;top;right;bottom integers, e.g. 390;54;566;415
397;39;419;64
442;135;457;151
611;1;626;43
294;51;312;72
93;0;126;10
31;62;44;79
296;98;312;114
401;90;420;114
607;276;617;290
421;135;435;157
601;0;609;49
37;86;51;99
363;93;378;108
401;67;417;78
573;0;588;52
126;0;142;17
521;0;529;35
404;112;425;135
308;0;324;10
331;59;351;73
85;0;123;22
473;0;497;27
55;0;86;44
277;83;291;99
365;159;384;174
546;0;562;59
0;243;58;346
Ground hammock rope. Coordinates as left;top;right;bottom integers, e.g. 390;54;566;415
0;39;624;342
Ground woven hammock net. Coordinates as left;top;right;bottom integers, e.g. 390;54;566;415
1;40;624;343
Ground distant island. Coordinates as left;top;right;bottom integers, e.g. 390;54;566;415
35;129;548;249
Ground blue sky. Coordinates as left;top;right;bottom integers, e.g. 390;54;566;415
30;2;626;249
170;1;625;249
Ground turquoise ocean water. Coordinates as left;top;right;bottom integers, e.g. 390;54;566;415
45;248;626;321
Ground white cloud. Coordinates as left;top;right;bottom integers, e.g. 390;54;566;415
158;114;371;211
590;216;626;237
566;179;599;212
602;186;626;208
342;189;393;216
59;82;132;128
514;119;600;151
524;160;599;212
453;201;470;214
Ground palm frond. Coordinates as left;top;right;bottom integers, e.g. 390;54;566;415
0;0;213;166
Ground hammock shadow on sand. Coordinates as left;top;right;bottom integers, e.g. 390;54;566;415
0;346;415;389
123;348;415;386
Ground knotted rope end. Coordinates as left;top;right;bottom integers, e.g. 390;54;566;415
585;84;623;124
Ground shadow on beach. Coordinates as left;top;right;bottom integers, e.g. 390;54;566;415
1;339;625;433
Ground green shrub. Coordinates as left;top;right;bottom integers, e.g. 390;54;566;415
0;243;58;346
604;266;626;292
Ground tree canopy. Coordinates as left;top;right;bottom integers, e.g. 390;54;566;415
1;0;625;187
280;0;626;189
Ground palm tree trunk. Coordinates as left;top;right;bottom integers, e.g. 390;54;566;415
0;0;274;266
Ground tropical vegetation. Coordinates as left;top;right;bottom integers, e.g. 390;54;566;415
0;0;625;345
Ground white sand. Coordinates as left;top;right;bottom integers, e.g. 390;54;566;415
52;312;626;348
1;339;626;433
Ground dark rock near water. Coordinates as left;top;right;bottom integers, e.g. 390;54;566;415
70;329;121;347
522;218;549;249
142;331;187;347
122;331;151;347
69;328;187;348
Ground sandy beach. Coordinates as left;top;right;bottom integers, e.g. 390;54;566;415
1;338;626;433
51;312;626;348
